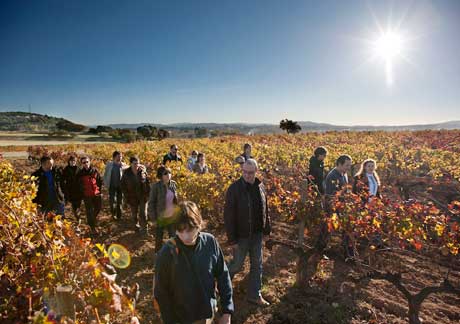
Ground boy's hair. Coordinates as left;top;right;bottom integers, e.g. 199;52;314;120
176;201;202;231
336;154;352;166
113;151;121;159
40;156;52;165
129;156;139;164
314;146;328;157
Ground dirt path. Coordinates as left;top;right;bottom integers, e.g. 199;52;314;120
10;159;460;324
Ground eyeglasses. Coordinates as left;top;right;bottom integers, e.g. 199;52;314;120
82;160;90;164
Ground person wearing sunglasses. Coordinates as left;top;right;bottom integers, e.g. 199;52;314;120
163;144;183;165
77;156;103;235
148;165;178;252
154;201;233;324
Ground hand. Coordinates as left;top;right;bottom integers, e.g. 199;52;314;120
218;314;231;324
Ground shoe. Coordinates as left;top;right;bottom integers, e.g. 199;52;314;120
247;296;270;307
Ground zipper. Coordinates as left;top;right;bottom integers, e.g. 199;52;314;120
247;188;252;237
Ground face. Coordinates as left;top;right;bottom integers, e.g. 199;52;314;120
244;146;251;155
131;160;139;170
198;156;205;164
162;169;171;183
318;154;326;161
191;152;197;160
69;159;77;167
114;154;122;163
171;146;178;155
81;158;91;169
176;227;199;246
42;159;53;171
338;159;352;174
242;163;257;184
365;162;375;174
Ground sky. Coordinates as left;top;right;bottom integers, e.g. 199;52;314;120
1;0;459;126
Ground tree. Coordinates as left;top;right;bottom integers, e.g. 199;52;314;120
136;125;158;140
56;120;87;132
157;129;170;140
194;127;208;138
95;125;113;133
280;119;301;134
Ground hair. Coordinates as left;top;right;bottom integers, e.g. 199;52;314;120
191;150;198;155
244;158;258;170
112;151;121;159
243;143;251;150
197;153;205;161
170;144;178;150
336;154;352;166
129;156;139;164
235;156;245;164
40;156;52;165
175;201;202;231
68;155;77;163
314;146;328;158
355;158;381;186
80;156;90;162
156;165;171;179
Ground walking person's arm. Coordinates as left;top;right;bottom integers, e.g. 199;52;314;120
154;253;178;324
223;186;237;246
213;239;234;323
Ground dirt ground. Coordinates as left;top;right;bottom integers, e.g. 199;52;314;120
9;158;460;324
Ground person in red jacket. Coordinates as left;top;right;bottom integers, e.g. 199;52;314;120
77;156;102;235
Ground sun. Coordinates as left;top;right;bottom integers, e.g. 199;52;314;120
373;30;404;61
371;29;406;86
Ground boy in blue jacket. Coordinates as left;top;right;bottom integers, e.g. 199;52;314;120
154;201;233;324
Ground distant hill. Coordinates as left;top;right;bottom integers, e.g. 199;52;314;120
0;112;86;132
106;120;460;134
2;111;459;134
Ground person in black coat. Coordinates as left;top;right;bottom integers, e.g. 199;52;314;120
224;159;271;307
31;156;65;217
308;146;328;194
62;155;83;220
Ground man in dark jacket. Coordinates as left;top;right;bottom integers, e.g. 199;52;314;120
320;155;353;259
77;156;102;234
163;144;183;165
308;146;327;194
32;156;65;217
62;155;82;221
121;156;150;232
224;159;271;306
155;201;233;324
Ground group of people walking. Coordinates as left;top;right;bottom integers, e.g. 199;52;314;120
31;142;381;324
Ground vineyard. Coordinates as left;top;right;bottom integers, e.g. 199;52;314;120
1;130;460;324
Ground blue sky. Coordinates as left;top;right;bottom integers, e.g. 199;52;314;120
1;0;459;125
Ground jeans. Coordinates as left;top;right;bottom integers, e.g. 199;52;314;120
130;199;147;229
227;232;263;300
41;202;65;218
109;186;122;219
83;195;102;230
155;224;176;252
